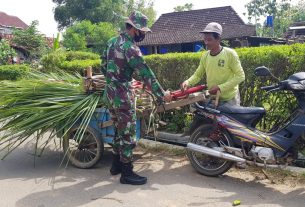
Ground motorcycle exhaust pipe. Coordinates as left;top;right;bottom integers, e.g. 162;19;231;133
187;143;246;163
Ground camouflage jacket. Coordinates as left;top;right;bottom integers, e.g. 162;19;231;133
102;32;165;109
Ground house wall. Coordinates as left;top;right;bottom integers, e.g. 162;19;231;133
159;44;181;53
140;44;182;55
229;38;249;47
14;48;27;63
139;38;282;55
140;42;204;55
0;26;13;35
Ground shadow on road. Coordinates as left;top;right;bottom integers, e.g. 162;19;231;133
0;143;304;207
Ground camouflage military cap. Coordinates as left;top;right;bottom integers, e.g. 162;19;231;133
125;11;151;32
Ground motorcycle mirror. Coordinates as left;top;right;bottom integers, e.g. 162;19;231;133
254;66;272;77
254;66;280;82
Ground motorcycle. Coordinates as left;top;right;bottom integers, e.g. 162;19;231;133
186;66;305;176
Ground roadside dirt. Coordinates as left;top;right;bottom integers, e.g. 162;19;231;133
0;140;305;207
137;140;305;188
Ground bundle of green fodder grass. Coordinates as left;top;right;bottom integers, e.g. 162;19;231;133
0;72;154;159
0;72;104;159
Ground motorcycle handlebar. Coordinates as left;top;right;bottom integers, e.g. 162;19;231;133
261;84;284;92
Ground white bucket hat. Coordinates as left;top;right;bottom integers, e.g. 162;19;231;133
200;22;222;35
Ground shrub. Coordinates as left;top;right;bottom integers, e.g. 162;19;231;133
40;50;101;74
0;65;31;80
0;39;16;65
145;52;202;90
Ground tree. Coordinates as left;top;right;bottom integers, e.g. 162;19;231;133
291;0;305;22
245;0;290;23
62;20;117;54
53;0;124;30
0;39;16;65
245;0;293;37
123;0;156;27
53;0;157;30
173;3;193;12
12;21;49;60
53;33;61;51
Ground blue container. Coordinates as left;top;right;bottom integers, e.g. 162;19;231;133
89;108;141;144
266;16;273;27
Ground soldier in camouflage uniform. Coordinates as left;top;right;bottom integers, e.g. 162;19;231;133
102;11;171;185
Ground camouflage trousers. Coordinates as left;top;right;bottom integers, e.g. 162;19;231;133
105;83;137;163
109;107;137;163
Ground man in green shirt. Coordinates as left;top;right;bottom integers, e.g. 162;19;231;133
181;22;245;105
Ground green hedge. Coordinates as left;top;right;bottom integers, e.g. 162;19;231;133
65;51;100;61
238;44;305;130
145;52;202;90
39;44;305;131
0;65;31;80
144;44;305;131
40;50;101;74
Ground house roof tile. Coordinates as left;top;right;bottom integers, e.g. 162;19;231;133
138;6;256;46
0;11;28;29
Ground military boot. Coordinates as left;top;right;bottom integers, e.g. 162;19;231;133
110;154;122;175
120;162;147;185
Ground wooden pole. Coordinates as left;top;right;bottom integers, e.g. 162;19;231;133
214;90;221;108
86;66;92;78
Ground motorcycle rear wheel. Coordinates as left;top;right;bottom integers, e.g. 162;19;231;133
187;124;234;176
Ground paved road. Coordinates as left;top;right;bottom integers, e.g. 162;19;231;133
0;141;305;207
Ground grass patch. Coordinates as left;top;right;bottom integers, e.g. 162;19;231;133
245;166;305;186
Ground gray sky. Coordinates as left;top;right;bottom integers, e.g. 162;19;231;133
1;0;57;37
0;0;300;37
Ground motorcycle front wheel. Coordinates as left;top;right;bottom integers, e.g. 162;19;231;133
187;124;234;176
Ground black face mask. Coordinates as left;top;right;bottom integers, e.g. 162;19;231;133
134;32;145;42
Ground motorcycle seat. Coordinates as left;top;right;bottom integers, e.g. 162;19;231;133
218;105;266;114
